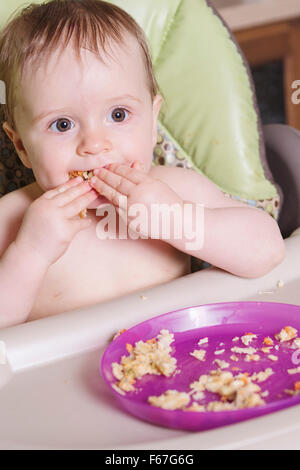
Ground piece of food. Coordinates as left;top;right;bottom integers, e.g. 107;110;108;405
111;329;177;392
187;370;265;411
69;170;93;218
197;337;208;346
148;390;190;410
190;349;206;361
241;333;257;346
275;326;298;342
263;337;274;346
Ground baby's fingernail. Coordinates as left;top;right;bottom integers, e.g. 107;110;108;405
93;169;100;175
90;176;97;184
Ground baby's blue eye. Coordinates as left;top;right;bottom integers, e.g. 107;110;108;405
109;108;128;123
50;118;74;132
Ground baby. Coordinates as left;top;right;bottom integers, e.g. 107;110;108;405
0;0;285;328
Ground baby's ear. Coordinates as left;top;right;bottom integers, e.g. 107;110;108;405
152;94;162;147
2;121;32;169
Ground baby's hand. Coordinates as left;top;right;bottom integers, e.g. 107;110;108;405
89;161;183;239
15;177;98;265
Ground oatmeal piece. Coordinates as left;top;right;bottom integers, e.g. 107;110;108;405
214;359;230;369
260;347;272;354
111;383;126;396
292;338;300;349
148;390;190;410
184;402;206;412
191;370;265;411
245;354;260;362
190;375;209;394
69;170;94;218
191;390;205;401
285;382;300;396
234;383;265;409
214;349;225;355
285;389;300;397
207;401;235;411
241;333;257;346
203;371;245;399
232;336;239;342
231;346;257;355
275;326;298;342
190;349;206;361
197;337;208;346
112;328;127;340
287;366;300;375
263;337;274;346
250;368;274;383
111;329;177;392
268;354;278;362
230;355;239;362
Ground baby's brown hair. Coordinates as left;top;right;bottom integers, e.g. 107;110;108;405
0;0;159;129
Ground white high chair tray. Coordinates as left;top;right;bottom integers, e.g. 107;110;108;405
1;230;300;450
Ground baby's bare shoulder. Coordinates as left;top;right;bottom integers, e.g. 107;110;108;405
0;183;40;256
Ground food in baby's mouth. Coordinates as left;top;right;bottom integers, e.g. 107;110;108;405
69;170;93;218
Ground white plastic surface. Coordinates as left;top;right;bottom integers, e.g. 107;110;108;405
1;230;300;449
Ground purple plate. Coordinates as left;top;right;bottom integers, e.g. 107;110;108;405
101;301;300;431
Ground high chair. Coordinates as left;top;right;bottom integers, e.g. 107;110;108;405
0;0;300;449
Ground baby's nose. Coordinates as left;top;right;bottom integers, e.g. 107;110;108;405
77;127;112;156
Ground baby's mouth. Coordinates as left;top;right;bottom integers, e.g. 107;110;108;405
68;169;94;181
68;169;110;211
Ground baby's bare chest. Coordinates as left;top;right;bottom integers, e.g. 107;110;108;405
28;216;190;321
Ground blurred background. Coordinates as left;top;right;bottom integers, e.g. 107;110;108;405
212;0;300;129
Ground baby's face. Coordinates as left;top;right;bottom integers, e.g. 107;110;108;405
9;33;161;191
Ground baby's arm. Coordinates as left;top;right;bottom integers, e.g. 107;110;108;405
0;177;98;328
151;166;285;278
0;239;49;327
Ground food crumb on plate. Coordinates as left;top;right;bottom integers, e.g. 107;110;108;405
214;359;230;369
214;349;225;355
241;333;257;346
275;326;298;342
197;337;208;346
148;390;190;410
190;349;206;361
111;329;177;392
267;354;278;362
263;336;274;346
231;346;257;355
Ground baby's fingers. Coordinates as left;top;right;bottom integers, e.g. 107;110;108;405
63;188;98;218
43;176;83;200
